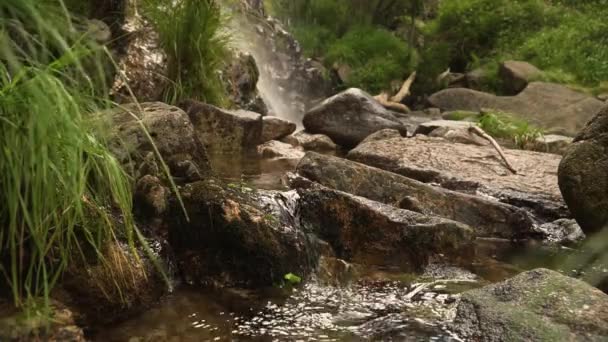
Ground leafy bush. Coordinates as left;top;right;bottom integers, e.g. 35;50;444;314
0;0;144;311
144;0;230;106
325;27;416;93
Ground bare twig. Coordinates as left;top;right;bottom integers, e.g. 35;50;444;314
391;71;417;103
469;125;517;174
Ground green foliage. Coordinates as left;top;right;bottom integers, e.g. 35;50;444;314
0;0;143;311
143;0;230;106
283;273;302;285
477;111;543;149
326;27;416;93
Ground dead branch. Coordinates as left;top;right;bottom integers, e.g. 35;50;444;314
374;92;410;113
469;125;517;174
391;71;417;103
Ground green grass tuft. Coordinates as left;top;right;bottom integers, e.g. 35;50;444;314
477;110;543;149
143;0;231;106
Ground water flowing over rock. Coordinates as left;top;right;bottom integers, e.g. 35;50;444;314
559;105;608;234
180;100;263;155
452;268;608;341
427;82;605;136
295;153;534;239
107;102;211;181
303;88;409;148
297;186;475;271
229;5;332;125
167;180;317;288
348;135;568;222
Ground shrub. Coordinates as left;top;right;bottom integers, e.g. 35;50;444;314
325;27;416;93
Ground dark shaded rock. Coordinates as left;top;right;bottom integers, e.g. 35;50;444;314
559;106;608;234
282;131;338;152
296;153;534;239
297;186;475;271
303;88;408;148
180;100;263;155
428;82;604;136
108;102;211;180
135;175;168;215
257;140;304;160
261;116;297;142
167;180;316;288
452;268;608;341
225;52;268;114
348;135;568;222
499;60;543;95
0;300;85;342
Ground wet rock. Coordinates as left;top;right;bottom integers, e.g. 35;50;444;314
532;134;573;155
225;52;268;114
110;15;168;102
107;102;211;180
348;135;568;222
282;131;338;152
180;100;263;155
167;180;316;288
257;140;305;160
303;88;409;148
559;106;608;234
0;300;85;342
296;153;534;239
427;82;605;136
499;60;543;94
317;256;356;286
298;186;475;271
534;219;585;246
452;268;608;341
261;116;297;142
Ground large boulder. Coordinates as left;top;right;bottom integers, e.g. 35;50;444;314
452;268;608;341
499;60;543;95
298;186;475;271
295;153;534;239
348;135;568;222
559;106;608;234
107;102;211;181
261;116;297;142
303;88;409;148
427;82;605;136
180;100;263;155
167;180;317;288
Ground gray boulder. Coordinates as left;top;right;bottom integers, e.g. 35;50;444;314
452;268;608;341
180;100;263;155
257;140;305;160
428;82;605;136
298;186;475;271
296;153;534;239
282;131;338;152
499;60;543;94
559;106;608;234
303;88;408;148
107;102;211;181
532;134;573;155
261;116;297;142
348;135;568;222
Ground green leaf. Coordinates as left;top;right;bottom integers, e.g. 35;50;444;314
284;273;302;285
